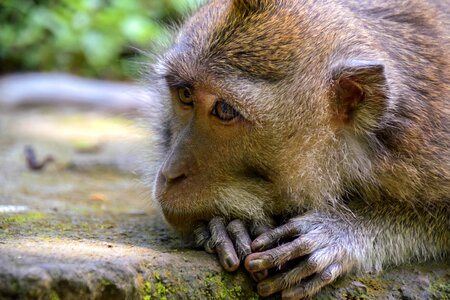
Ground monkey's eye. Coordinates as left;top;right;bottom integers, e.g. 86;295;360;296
177;86;194;105
212;100;240;122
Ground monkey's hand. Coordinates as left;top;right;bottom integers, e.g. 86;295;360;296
194;217;272;278
244;212;355;299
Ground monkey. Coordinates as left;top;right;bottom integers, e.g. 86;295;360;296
142;0;450;298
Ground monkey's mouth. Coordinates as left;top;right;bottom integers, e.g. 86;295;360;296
152;167;276;232
153;172;216;231
158;198;217;232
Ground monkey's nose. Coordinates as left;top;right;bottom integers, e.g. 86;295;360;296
161;161;188;185
163;172;187;184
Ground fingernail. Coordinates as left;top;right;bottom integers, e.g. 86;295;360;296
248;259;264;271
224;256;237;270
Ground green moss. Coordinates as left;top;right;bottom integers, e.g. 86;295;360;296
79;223;91;229
100;279;113;287
141;269;256;299
341;291;369;300
144;282;152;293
428;280;450;299
156;282;169;297
50;291;60;300
4;212;45;223
142;271;174;299
153;271;161;281
202;272;255;299
143;281;152;300
358;275;386;297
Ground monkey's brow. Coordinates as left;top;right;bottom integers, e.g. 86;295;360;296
163;74;191;88
160;57;196;87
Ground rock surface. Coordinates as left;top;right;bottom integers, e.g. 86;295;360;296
0;108;449;299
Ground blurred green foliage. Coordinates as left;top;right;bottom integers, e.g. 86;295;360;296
0;0;201;79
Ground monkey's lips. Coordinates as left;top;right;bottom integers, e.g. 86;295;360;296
153;172;215;230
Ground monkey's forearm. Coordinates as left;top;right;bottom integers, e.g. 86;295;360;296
348;202;450;271
244;203;450;298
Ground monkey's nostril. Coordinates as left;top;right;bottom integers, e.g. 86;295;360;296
161;156;189;185
165;173;187;185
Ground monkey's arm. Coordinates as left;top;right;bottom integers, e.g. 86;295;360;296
244;203;450;299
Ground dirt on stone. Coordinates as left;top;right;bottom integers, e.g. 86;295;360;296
0;108;448;300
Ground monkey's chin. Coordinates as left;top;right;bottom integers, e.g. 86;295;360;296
153;172;216;232
159;204;215;233
162;212;197;233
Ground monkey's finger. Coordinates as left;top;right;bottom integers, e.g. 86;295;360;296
250;223;274;239
193;222;210;247
209;217;240;272
193;222;215;253
245;236;318;272
204;239;216;254
252;221;302;252
281;263;343;300
250;270;269;282
226;219;252;260
256;248;336;297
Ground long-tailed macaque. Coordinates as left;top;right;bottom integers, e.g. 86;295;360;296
144;0;450;298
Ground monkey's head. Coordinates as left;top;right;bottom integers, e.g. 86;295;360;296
145;0;388;232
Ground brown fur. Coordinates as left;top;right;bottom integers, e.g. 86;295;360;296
143;0;449;297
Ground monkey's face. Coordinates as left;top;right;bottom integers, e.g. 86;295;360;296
146;0;383;231
146;1;329;232
149;76;283;230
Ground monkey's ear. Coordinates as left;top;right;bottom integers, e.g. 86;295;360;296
330;59;388;132
231;0;272;12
